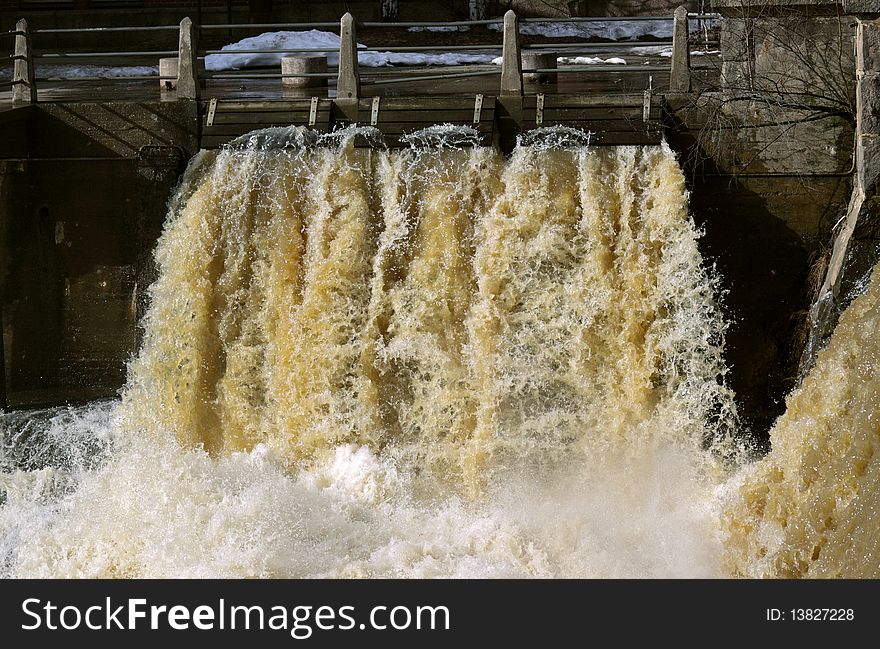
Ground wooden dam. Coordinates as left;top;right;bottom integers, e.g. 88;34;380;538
1;1;870;439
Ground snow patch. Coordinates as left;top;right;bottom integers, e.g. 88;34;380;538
407;26;471;33
656;49;720;58
205;30;498;70
492;56;627;66
558;56;627;65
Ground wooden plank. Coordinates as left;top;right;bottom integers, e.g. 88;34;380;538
206;111;329;125
530;94;655;109
517;118;659;133
356;96;494;110
204;123;330;136
526;107;647;121
357;122;494;135
206;100;330;112
586;131;663;145
354;109;496;123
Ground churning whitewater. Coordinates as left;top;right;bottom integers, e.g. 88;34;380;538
1;126;875;578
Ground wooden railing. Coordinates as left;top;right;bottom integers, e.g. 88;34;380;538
4;7;715;105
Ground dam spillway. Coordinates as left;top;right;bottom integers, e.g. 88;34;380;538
1;6;876;580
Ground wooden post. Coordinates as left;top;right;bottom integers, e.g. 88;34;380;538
500;10;522;96
12;19;37;105
670;5;691;92
177;17;200;100
337;13;360;100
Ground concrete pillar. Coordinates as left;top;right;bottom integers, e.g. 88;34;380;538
500;10;523;96
522;51;557;84
337;13;360;100
12;19;36;105
159;57;178;91
670;6;691;93
282;56;328;88
177;17;200;100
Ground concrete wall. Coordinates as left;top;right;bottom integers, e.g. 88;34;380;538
666;82;854;437
657;2;860;436
0;101;194;408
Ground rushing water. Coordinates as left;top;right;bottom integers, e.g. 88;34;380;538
0;127;875;577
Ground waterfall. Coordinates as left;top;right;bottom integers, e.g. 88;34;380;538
18;125;875;578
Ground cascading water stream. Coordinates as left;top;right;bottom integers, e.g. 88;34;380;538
0;126;876;578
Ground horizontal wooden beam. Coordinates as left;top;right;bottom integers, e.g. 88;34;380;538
197;94;668;150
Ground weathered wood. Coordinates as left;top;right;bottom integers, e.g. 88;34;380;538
351;123;495;135
198;94;663;149
200;97;333;146
534;93;653;108
520;116;660;130
587;130;663;145
354;109;496;122
337;13;360;100
670;6;691;93
207;111;330;125
524;107;648;120
354;97;495;110
206;100;330;112
177;18;200;100
204;124;329;136
12;19;36;105
500;11;523;96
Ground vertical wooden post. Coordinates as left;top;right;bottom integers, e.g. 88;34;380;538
500;10;522;96
337;13;360;100
177;17;200;100
670;5;691;92
12;18;37;105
